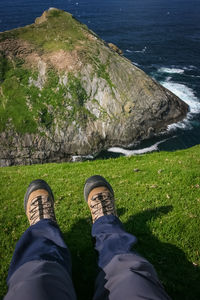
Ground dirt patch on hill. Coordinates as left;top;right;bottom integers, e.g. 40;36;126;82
43;49;82;71
0;38;83;73
0;39;33;58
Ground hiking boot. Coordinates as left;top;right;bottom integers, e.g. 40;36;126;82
24;179;56;226
84;175;117;223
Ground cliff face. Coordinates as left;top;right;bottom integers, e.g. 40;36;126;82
0;8;188;166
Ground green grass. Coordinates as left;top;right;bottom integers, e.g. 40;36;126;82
0;146;200;299
0;10;86;52
0;58;94;133
0;61;38;133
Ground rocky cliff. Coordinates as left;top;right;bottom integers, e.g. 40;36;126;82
0;8;188;166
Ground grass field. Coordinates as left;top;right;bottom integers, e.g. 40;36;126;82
0;145;200;299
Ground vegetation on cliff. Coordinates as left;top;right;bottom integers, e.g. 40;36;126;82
0;9;94;134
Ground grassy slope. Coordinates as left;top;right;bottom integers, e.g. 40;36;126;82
0;10;92;134
0;146;200;299
0;9;112;136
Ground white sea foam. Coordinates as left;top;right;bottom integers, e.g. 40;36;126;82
158;67;184;74
108;139;168;156
160;80;200;131
72;155;93;162
133;46;147;53
183;65;197;71
126;47;147;54
166;76;172;82
190;75;200;78
161;81;200;114
132;61;140;67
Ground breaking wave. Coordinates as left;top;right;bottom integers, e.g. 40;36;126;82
126;47;147;54
133;46;147;53
158;67;184;74
161;81;200;114
108;139;169;156
161;81;200;113
160;80;200;130
72;155;93;162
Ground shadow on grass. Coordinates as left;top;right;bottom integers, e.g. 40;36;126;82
62;218;97;300
123;206;200;300
63;206;200;300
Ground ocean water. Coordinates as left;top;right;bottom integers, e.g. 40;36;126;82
0;0;200;156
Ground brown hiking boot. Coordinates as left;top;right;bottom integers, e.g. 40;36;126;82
24;179;56;226
84;175;117;223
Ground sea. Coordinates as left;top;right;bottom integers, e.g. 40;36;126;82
0;0;200;158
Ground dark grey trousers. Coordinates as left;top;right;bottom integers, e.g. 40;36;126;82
5;216;171;300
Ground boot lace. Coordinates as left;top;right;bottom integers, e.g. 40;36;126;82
90;191;116;222
29;195;56;225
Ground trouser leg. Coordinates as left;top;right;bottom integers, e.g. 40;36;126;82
4;219;76;300
92;215;170;300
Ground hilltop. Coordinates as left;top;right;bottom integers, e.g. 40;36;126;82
0;8;188;166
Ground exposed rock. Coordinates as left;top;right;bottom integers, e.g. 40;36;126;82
124;101;135;113
35;9;49;25
29;59;47;90
0;8;188;166
108;43;123;55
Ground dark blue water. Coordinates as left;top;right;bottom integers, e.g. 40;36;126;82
0;0;200;155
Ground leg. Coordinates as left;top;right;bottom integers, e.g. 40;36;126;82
5;180;76;300
84;175;171;300
92;215;170;300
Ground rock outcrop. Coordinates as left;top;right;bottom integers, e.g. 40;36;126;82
0;8;188;166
